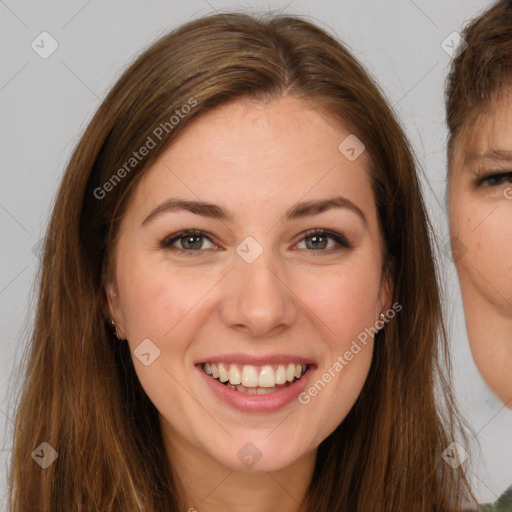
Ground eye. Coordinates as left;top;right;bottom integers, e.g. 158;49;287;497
160;228;352;256
160;230;218;253
479;171;512;187
294;229;352;252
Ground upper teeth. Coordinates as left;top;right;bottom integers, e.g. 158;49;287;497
203;362;307;388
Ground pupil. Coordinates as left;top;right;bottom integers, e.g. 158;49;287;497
183;236;201;250
307;235;327;250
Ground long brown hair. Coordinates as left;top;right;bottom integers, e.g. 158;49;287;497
8;11;473;511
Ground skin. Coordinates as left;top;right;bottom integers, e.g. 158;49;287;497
449;92;512;408
107;95;392;511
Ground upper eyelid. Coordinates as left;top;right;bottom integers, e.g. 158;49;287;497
477;170;512;182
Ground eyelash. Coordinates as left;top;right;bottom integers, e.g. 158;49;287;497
160;228;352;256
478;171;512;187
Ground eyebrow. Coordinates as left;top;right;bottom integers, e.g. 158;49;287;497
464;149;512;165
141;196;367;227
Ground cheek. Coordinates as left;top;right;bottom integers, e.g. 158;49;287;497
299;261;382;339
115;251;216;342
294;270;377;435
295;255;382;379
473;212;512;263
452;197;512;306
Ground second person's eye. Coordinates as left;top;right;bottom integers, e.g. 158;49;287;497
479;171;512;187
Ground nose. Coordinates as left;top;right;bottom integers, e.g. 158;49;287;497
219;247;299;339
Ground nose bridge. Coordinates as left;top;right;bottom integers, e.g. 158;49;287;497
220;237;298;337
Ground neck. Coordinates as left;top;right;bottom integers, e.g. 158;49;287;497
161;420;316;512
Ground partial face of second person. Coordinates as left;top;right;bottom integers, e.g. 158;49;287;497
449;91;512;406
107;95;392;474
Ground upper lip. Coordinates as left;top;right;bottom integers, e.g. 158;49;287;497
195;353;316;366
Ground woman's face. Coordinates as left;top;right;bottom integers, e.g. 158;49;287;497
449;93;512;405
108;95;391;473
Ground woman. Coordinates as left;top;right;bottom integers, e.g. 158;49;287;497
8;11;473;511
446;0;512;510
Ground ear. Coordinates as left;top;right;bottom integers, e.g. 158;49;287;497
104;281;127;340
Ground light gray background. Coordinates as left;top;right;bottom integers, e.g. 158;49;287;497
1;0;511;507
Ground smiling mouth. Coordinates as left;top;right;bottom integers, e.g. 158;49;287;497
200;362;309;394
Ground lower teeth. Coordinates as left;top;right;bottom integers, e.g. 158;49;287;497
215;377;297;394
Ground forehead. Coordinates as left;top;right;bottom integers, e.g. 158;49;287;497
169;95;369;165
455;92;512;162
130;96;374;211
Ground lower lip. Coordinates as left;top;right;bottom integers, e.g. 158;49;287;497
196;364;315;413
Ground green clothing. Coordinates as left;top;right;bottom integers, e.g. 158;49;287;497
478;485;512;511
